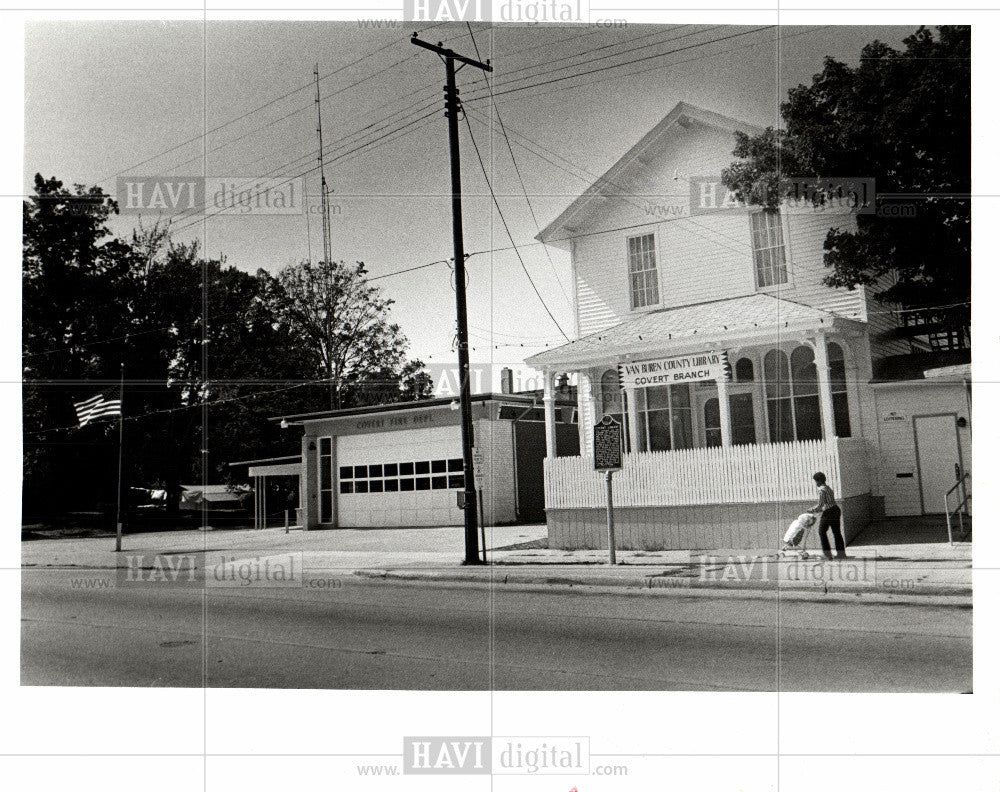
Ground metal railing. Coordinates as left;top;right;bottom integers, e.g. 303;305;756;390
945;472;972;546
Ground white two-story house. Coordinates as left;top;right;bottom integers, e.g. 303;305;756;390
527;102;971;550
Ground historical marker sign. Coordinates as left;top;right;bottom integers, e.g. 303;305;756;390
593;415;623;472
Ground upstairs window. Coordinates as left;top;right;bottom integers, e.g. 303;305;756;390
627;233;659;309
750;209;788;289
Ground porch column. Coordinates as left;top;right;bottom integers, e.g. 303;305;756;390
542;369;557;459
625;386;640;453
716;377;733;447
813;335;837;441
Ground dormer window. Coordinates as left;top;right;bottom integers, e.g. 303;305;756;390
627;233;659;309
750;209;788;288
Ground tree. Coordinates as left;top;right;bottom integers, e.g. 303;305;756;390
722;26;970;324
22;175;133;516
22;176;431;523
22;182;320;518
23;174;133;381
124;237;321;497
271;260;430;410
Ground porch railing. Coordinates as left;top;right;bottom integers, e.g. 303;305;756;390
945;472;972;546
545;438;864;510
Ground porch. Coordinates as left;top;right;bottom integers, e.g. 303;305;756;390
543;437;871;550
525;294;875;549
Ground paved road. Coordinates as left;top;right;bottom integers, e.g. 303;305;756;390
21;569;971;691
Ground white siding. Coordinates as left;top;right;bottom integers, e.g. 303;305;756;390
784;212;864;317
872;383;971;516
570;122;865;336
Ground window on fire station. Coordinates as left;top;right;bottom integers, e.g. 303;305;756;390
627;233;659;309
750;209;788;289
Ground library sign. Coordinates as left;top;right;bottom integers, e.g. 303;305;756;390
618;351;731;389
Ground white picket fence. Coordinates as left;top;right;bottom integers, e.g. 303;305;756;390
544;439;850;510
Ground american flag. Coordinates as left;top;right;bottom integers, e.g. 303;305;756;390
73;393;122;427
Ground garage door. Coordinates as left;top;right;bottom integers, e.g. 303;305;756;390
336;426;465;527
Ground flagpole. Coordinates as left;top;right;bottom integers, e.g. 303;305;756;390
115;360;125;552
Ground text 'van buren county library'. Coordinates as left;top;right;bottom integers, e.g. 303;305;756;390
272;102;970;549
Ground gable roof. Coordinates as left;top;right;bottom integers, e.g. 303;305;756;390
536;102;764;249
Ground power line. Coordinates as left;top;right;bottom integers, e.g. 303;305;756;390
128;27;780;238
462;112;570;342
475;25;824;107
462;107;751;258
135;26;761;230
477;23;700;85
165;106;441;235
466;26;771;102
465;23;573;310
23;325;179;359
93;23;451;188
25;376;332;437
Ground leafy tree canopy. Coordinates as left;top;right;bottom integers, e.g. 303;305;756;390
22;176;431;518
722;26;970;317
271;259;431;410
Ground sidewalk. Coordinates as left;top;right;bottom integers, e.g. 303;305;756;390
363;543;972;602
21;524;972;602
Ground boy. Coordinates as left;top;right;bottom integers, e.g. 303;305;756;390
810;472;847;560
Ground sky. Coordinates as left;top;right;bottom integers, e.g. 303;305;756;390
23;21;920;388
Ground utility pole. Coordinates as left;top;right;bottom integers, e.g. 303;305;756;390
314;65;336;410
411;33;491;565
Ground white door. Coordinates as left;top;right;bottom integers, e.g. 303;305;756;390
336;425;465;528
914;414;962;515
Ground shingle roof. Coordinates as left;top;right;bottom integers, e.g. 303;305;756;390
527;293;862;369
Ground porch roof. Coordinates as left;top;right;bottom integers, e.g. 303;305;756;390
526;293;863;369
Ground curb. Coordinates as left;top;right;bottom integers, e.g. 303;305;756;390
353;568;972;605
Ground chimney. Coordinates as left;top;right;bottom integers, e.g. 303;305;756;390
500;367;514;394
